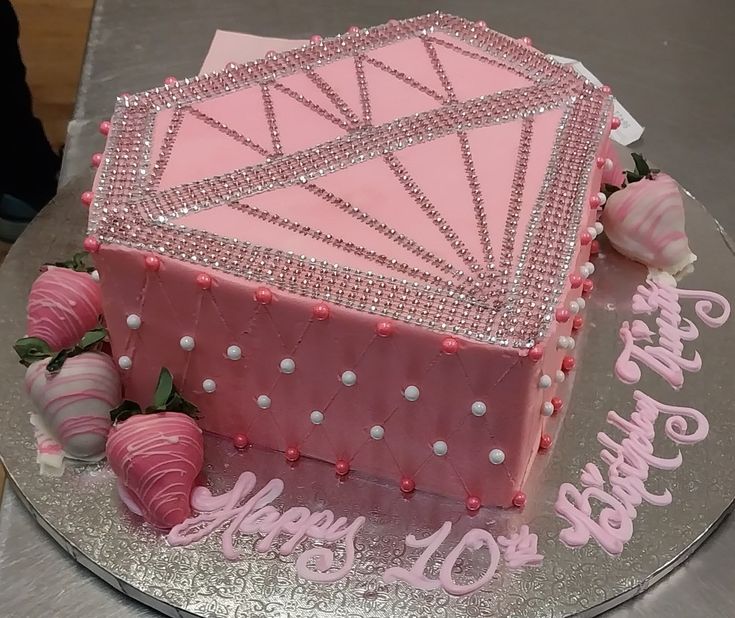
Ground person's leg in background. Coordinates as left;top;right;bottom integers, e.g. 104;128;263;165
0;0;61;242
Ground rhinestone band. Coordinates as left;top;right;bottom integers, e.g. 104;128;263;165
88;12;612;348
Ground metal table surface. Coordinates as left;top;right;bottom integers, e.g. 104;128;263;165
2;1;734;616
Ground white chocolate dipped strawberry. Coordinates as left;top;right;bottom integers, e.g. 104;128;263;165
602;154;696;277
16;328;119;460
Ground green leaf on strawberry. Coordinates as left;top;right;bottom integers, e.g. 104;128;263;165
46;349;70;373
78;326;107;349
624;153;659;185
47;251;96;273
631;153;651;178
151;367;175;410
13;337;55;367
109;367;199;424
15;326;108;372
109;400;141;424
46;326;108;374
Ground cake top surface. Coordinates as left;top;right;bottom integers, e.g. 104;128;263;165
89;12;612;348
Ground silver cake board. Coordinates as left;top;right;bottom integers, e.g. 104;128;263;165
1;174;734;618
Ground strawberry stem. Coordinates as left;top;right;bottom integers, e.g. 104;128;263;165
624;153;659;185
15;326;108;371
13;337;54;367
46;251;96;273
109;367;199;424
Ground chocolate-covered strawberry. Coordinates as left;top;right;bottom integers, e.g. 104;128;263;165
27;252;102;351
106;369;204;530
16;327;119;460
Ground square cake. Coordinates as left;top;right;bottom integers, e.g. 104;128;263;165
86;13;613;507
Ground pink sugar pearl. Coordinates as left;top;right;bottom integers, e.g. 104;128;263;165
196;273;212;289
376;320;394;337
441;337;459;354
83;236;100;253
255;287;272;304
555;308;570;323
144;255;160;272
335;459;350;476
512;491;527;508
312;303;330;320
465;495;482;511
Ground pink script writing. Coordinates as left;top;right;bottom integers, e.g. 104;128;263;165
555;390;710;555
383;521;543;595
615;279;730;389
167;471;365;583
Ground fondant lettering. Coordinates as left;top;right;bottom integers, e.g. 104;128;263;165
168;471;365;583
615;279;729;388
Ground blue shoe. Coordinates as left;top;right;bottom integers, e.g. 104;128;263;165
0;194;39;242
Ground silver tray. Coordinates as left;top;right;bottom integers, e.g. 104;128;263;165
1;173;734;618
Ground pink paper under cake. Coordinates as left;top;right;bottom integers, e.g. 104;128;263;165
88;13;612;507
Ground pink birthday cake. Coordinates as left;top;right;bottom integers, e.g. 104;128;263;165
18;12;707;533
79;13;613;510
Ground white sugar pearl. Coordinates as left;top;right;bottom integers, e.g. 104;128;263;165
555;370;566;384
489;448;505;464
91;270;100;282
280;358;295;374
179;336;195;351
118;355;132;370
471;401;487;417
604;158;613;172
404;385;420;401
257;395;271;409
542;402;555;416
202;379;216;393
587;226;598;240
568;300;580;314
432;440;448;456
539;374;552;388
370;425;384;440
576;297;586;310
597;192;607;206
594;221;604;235
557;336;571;350
226;345;242;360
580;265;591;278
310;410;324;425
341;370;357;386
583;261;595;275
568;337;576;350
126;314;141;330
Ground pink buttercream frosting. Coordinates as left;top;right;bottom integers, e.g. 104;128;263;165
25;351;119;459
106;412;204;529
27;266;102;351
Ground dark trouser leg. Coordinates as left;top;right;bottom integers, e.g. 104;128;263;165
0;0;61;220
